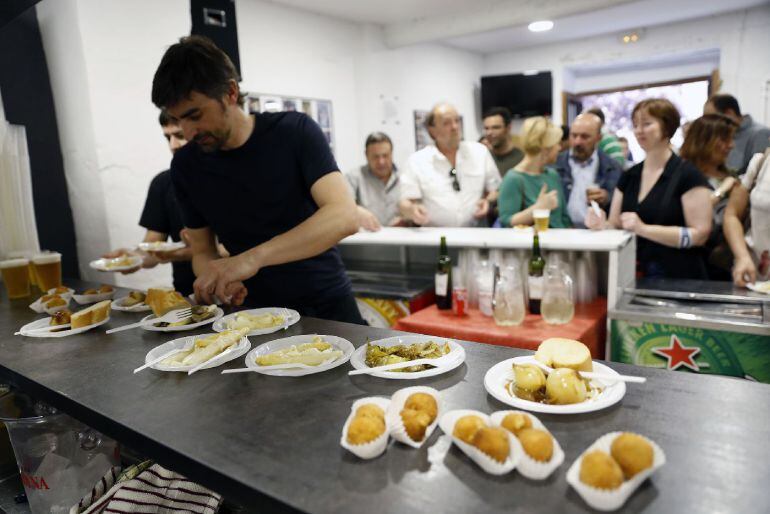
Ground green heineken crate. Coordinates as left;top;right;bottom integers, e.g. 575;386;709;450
610;319;770;383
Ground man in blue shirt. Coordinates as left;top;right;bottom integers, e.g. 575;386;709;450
554;113;622;228
151;36;364;324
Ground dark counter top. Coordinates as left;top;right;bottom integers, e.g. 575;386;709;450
1;280;769;513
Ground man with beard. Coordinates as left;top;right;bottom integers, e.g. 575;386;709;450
554;113;622;228
482;107;524;176
151;36;364;323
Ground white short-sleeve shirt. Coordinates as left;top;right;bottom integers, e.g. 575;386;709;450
400;141;501;227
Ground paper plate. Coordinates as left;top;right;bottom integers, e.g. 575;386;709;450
17;316;111;338
144;333;251;372
212;308;300;336
484;355;626;414
747;281;770;294
89;256;142;272
349;335;465;379
111;295;151;313
137;241;186;253
73;290;115;305
139;308;224;332
244;334;354;377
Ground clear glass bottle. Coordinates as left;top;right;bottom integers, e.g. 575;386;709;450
541;263;575;325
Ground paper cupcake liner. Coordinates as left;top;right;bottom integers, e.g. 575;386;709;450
386;386;442;448
74;291;115;305
566;431;666;511
439;409;521;475
490;410;564;480
340;397;391;460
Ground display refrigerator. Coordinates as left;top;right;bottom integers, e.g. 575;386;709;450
609;279;770;383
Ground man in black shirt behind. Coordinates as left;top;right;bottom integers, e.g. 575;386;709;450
104;113;197;295
151;36;365;324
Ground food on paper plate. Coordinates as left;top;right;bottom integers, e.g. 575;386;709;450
471;427;510;463
500;412;532;435
545;368;588;405
226;311;286;331
122;291;146;307
71;300;111;329
579;450;624;490
347;404;387;445
517;428;553;462
453;415;487;444
103;255;136;269
161;328;248;367
399;392;438;442
535;338;593;372
255;336;343;366
611;433;654;479
513;364;547;392
49;309;72;331
44;296;67;308
365;340;451;372
50;286;70;295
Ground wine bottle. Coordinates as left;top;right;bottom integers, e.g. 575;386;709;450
528;232;546;314
435;236;452;310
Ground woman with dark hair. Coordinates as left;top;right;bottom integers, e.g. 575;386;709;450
679;114;743;279
585;99;713;279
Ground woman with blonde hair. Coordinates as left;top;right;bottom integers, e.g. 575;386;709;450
586;99;713;279
498;116;572;228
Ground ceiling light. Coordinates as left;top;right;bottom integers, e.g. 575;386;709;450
528;20;554;33
523;70;540;76
621;32;640;44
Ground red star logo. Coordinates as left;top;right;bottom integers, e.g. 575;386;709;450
652;335;700;371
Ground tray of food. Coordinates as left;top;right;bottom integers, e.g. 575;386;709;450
89;255;142;272
143;329;251;372
245;334;354;376
349;335;465;379
212;308;300;336
111;291;151;312
17;301;111;338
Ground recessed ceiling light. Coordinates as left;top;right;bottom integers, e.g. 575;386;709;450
528;20;554;33
523;70;540;76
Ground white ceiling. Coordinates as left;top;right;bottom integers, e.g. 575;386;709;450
265;0;770;53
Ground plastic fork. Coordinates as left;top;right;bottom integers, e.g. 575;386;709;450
222;362;318;374
187;344;241;376
105;308;192;334
530;359;646;384
133;345;191;374
348;351;460;376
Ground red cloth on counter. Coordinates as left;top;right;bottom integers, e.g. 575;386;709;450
393;298;607;359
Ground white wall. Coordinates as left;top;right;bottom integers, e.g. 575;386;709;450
484;5;770;124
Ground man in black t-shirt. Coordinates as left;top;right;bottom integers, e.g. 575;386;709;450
151;36;364;324
104;113;197;294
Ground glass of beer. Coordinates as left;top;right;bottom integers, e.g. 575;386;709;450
0;258;31;299
32;252;62;292
533;209;550;232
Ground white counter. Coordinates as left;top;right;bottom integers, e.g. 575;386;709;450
340;227;632;252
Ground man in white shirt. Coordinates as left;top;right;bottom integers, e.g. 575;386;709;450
399;103;500;227
554;113;621;227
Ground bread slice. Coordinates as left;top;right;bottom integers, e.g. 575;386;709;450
146;288;190;318
535;338;593;372
71;300;111;329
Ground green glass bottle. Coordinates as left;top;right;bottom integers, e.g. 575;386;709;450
528;232;546;314
436;236;452;310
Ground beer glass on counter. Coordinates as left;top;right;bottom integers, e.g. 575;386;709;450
533;209;550;232
0;258;31;299
541;263;575;325
31;252;62;292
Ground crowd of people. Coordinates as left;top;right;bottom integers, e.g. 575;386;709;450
345;95;770;286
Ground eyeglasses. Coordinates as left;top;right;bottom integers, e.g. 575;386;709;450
449;168;461;192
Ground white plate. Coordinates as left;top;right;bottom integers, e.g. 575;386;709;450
17;316;111;338
111;296;151;313
137;241;187;253
89;256;142;272
244;334;354;377
484;356;626;414
139;307;224;332
747;281;770;294
212;308;300;336
144;333;251;372
349;335;466;380
73;291;115;305
46;287;74;300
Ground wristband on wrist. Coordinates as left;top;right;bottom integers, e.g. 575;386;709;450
679;227;692;248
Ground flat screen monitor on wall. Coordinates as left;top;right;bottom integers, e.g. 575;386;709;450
481;72;553;118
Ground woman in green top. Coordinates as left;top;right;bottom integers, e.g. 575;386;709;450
498;116;572;228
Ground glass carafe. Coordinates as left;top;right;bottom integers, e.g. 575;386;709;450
541;263;575;325
492;264;526;326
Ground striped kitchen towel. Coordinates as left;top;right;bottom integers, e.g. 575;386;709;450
70;462;222;513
